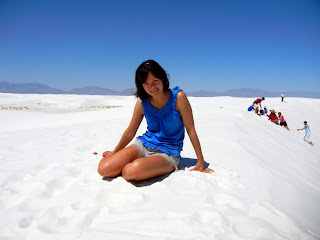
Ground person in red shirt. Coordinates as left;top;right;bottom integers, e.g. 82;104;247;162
268;110;279;125
252;97;265;108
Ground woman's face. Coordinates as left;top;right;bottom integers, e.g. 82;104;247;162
142;72;164;97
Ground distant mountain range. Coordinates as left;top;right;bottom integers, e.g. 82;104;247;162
1;82;319;98
0;82;136;96
187;89;320;98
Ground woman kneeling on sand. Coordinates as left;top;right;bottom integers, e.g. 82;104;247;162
98;60;213;181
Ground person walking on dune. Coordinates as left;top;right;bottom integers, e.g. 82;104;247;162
281;92;285;102
297;121;314;146
98;60;213;182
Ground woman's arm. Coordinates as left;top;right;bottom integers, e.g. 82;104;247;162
297;125;306;131
103;99;144;157
176;91;213;173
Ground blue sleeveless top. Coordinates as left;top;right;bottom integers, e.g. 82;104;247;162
137;86;185;158
305;124;311;133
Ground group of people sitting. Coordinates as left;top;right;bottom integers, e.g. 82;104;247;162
268;109;290;131
248;97;290;131
248;97;314;146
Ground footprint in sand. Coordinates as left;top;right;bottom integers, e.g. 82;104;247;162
212;193;247;212
196;210;230;229
214;168;244;190
40;176;76;198
72;191;109;210
231;216;277;239
249;202;303;236
19;216;35;228
35;205;100;234
106;193;151;214
36;206;74;234
1;164;57;189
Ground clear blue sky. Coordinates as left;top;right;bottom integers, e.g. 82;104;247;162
0;0;319;92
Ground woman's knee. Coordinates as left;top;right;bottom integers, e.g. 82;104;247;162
97;158;119;177
121;161;142;181
98;146;143;177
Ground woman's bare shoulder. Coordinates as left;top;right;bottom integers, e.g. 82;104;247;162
177;90;187;98
176;90;190;112
134;98;144;115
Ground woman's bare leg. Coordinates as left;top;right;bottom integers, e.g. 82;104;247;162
121;155;175;181
97;145;143;177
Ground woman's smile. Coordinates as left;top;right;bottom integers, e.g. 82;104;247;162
150;88;158;94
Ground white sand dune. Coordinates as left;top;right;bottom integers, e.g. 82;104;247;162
0;93;319;240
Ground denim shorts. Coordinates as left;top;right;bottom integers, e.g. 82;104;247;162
132;139;179;170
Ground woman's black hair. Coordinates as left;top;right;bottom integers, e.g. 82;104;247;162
134;60;170;99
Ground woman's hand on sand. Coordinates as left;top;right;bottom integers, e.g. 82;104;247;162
190;162;214;173
102;151;114;158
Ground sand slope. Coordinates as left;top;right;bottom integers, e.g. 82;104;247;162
0;93;319;239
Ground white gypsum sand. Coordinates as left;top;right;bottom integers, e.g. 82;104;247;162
0;93;319;240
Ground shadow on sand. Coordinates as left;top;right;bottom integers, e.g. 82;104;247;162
102;174;171;187
178;157;210;170
102;158;211;187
